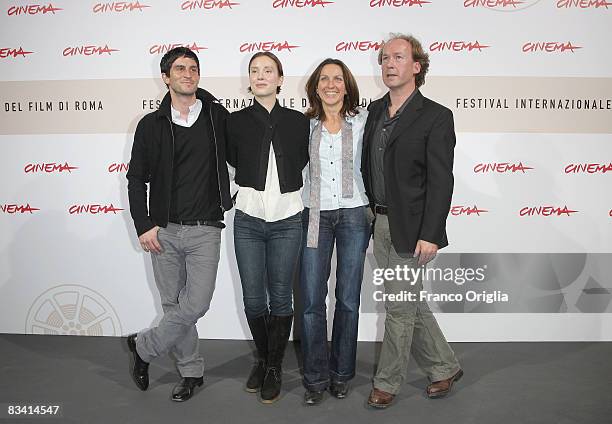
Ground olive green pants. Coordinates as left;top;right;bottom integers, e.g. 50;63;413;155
372;214;460;395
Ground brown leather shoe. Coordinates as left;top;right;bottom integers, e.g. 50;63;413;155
426;369;463;399
367;388;395;409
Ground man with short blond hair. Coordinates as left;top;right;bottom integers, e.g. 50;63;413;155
361;34;463;408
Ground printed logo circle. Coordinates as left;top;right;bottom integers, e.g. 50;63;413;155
25;284;122;336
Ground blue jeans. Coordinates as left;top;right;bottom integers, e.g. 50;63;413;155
300;206;371;391
233;209;303;319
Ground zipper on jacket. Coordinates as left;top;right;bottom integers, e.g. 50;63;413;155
166;116;175;224
208;104;225;213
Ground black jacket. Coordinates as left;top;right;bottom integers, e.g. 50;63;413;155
361;91;456;254
127;88;233;236
226;100;309;193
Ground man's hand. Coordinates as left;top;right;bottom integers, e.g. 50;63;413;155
414;239;438;266
138;226;161;254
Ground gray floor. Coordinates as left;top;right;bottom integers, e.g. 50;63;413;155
0;335;610;424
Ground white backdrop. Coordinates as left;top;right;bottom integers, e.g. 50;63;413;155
1;0;611;341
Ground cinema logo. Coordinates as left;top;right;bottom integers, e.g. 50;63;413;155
519;205;578;217
564;163;612;174
430;41;490;52
24;162;78;174
63;44;119;57
93;1;151;13
181;0;240;10
149;42;207;55
273;0;333;7
336;41;383;52
26;285;122;336
522;41;582;53
450;205;488;216
239;41;299;53
370;0;430;7
474;162;533;173
557;0;612;8
464;0;542;10
1;203;40;214
108;163;129;173
0;47;34;59
7;3;62;15
68;203;124;215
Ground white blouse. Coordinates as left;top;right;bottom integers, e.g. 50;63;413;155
235;145;303;222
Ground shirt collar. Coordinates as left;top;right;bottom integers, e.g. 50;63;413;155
321;125;343;135
383;88;418;119
170;99;202;123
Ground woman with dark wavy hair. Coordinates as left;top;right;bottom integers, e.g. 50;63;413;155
300;58;371;405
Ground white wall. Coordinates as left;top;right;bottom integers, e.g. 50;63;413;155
1;0;611;341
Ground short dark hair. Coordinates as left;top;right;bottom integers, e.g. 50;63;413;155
377;33;430;88
160;46;200;80
247;51;284;94
305;58;360;121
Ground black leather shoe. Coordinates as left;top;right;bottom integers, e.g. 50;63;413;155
329;381;349;399
304;389;325;406
171;377;204;402
127;334;149;391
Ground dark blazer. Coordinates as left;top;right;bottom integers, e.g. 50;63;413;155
226;100;309;193
361;90;456;254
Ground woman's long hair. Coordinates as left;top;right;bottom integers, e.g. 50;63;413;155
305;58;360;121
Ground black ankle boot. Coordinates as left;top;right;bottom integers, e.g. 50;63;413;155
245;314;269;393
260;315;292;404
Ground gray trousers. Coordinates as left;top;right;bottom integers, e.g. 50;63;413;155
136;223;221;378
372;214;460;395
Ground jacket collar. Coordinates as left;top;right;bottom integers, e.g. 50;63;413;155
386;90;424;148
251;98;281;126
